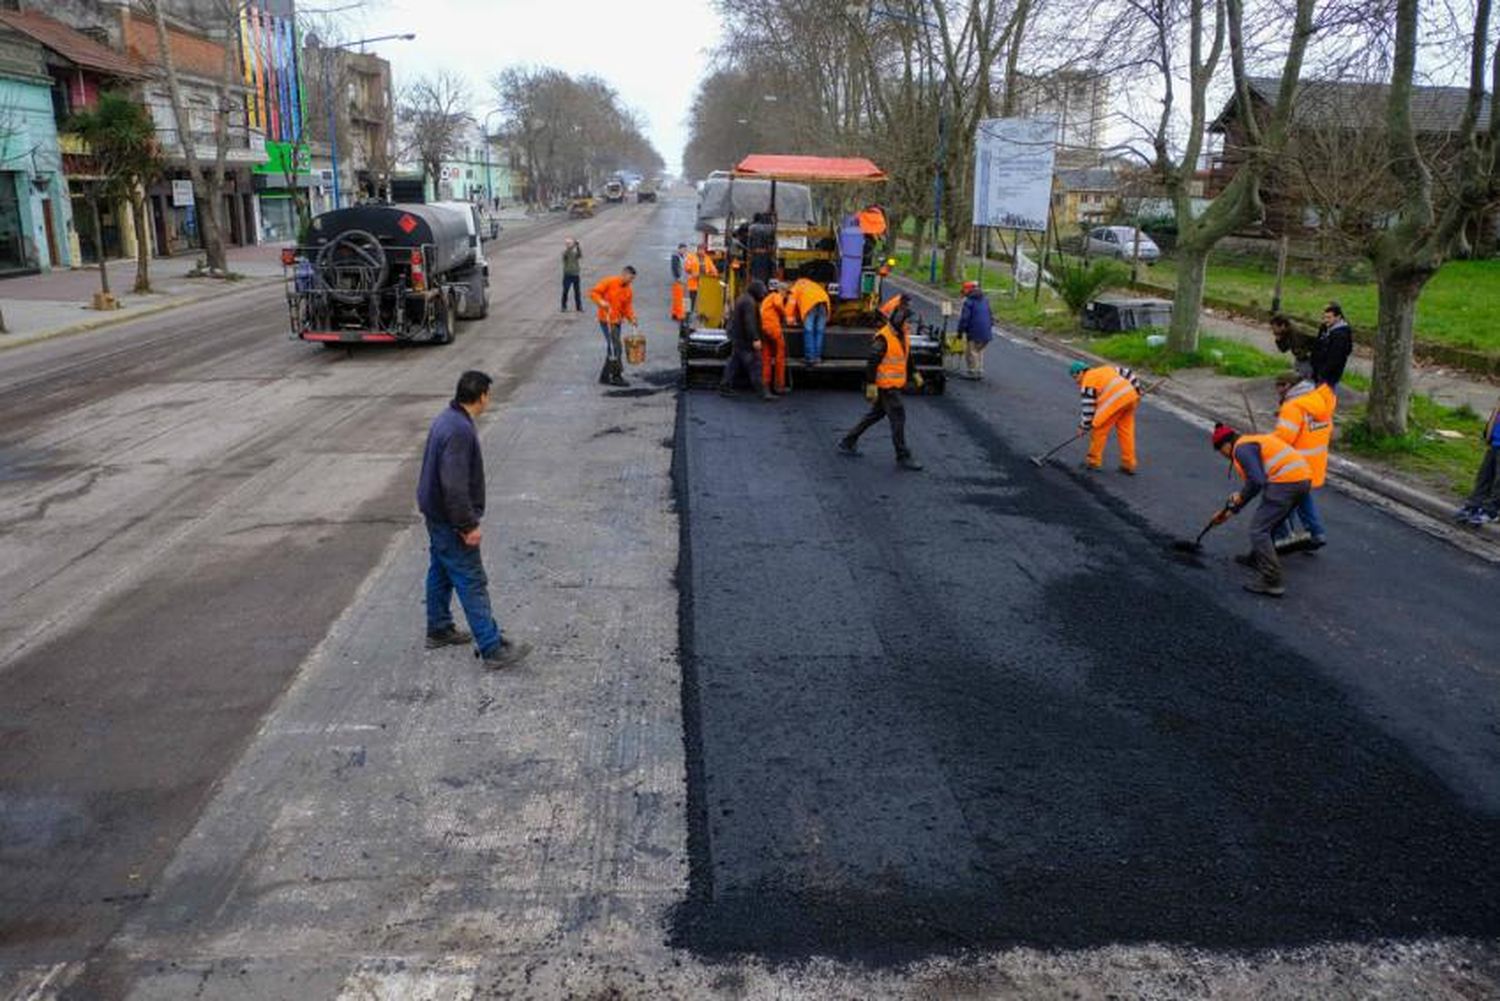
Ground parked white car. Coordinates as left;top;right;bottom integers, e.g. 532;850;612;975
1085;226;1161;262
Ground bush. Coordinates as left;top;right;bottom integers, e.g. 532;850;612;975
1052;259;1130;317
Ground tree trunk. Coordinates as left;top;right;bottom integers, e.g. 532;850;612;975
150;4;225;273
130;186;151;294
1366;271;1427;435
91;195;110;296
884;212;904;256
1167;242;1209;352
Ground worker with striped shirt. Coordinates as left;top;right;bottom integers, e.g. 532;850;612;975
1070;361;1143;474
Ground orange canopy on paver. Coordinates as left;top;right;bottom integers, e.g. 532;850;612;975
732;155;888;183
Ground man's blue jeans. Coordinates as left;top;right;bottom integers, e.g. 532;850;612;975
1273;488;1326;541
804;304;827;362
425;518;501;654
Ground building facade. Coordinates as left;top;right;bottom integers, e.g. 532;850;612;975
0;20;75;273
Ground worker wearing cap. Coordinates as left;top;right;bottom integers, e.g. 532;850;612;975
760;279;790;395
1071;361;1142;474
1210;422;1313;597
590;267;638;387
787;276;832;366
957;281;993;380
837;317;924;470
1271;372;1337;550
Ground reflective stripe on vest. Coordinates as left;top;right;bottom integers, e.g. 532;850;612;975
875;325;908;389
1236;433;1312;483
1086;367;1138;422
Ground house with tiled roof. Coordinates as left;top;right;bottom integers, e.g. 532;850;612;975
1206;76;1496;244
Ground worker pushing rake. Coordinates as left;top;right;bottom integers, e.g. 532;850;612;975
1030;362;1166;470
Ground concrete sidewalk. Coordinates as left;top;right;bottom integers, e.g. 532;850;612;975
0;244;284;351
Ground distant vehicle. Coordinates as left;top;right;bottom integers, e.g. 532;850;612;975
568;196;596;218
1085;226;1160;262
603;179;625;203
636;179;657;203
548;197;567;212
282;203;488;346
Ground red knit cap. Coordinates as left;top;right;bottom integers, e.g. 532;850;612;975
1211;422;1238;450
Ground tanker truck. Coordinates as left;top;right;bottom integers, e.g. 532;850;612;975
281;203;490;346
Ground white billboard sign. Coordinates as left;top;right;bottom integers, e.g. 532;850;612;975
171;179;195;208
972;116;1058;232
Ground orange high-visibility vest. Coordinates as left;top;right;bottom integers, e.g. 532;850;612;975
1080;365;1140;425
789;278;831;322
879;293;903;317
683;252;701;290
1234;433;1313;484
857;207;887;237
874;323;908;390
1273;384;1337;488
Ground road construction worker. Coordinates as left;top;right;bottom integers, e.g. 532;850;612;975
1210;422;1313;597
719;280;775;402
760;279;790;395
682;244;718;317
670;243;687;322
856;204;887;266
837;317;924;470
787;276;831;366
1270;371;1337;551
1071;360;1142;474
589;267;637;387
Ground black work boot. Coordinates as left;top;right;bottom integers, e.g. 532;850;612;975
425;625;472;649
1243;575;1285;598
598;360;611;385
478;637;533;670
609;360;629;387
897;454;924;471
836;438;860;456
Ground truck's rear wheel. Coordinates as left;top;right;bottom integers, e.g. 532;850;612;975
434;294;455;344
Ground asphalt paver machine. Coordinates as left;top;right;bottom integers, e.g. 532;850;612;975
680;154;944;392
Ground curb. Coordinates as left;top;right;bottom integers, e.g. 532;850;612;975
889;274;1500;563
0;276;280;353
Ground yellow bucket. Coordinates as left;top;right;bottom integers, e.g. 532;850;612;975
623;333;647;365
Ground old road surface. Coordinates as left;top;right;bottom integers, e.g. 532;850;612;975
2;193;1498;999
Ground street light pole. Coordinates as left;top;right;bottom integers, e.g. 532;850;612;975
324;32;415;209
481;108;504;208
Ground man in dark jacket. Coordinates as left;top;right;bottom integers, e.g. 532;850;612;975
1310;301;1353;387
718;279;776;401
956;281;994;380
561;238;582;312
417;370;530;669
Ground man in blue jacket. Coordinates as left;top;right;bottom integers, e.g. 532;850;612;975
956;281;993;380
417;370;530;669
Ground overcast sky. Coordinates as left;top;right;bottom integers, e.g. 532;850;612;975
348;0;725;175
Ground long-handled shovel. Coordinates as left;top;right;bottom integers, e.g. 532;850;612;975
1171;505;1233;554
1028;430;1086;467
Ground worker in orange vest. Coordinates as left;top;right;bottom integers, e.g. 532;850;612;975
1070;360;1142;473
682;244;718;317
1210;422;1314;597
856;205;887;266
836;318;925;470
760;280;790;395
670;243;687;323
1270;372;1337;551
589;266;638;387
787;276;832;365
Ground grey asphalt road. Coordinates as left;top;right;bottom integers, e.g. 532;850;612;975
2;191;1498;999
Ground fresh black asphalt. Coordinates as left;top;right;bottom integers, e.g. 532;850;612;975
670;299;1500;961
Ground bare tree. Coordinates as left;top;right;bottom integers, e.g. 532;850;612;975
398;71;472;197
1362;0;1498;434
